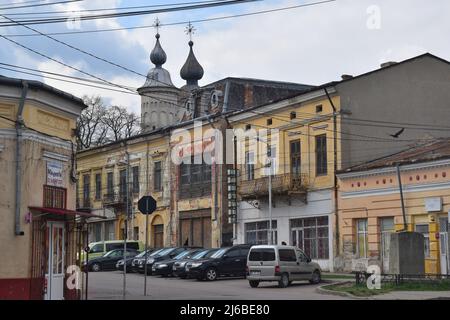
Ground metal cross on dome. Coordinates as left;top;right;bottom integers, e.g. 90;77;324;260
153;17;161;34
185;21;196;41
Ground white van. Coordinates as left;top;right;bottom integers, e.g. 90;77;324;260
246;245;322;288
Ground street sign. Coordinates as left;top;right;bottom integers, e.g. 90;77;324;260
138;196;157;215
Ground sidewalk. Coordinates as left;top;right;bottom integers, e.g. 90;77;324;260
369;291;450;300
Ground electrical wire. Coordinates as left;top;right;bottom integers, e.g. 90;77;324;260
4;0;337;37
0;0;83;11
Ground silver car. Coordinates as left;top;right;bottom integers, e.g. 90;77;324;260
246;245;322;288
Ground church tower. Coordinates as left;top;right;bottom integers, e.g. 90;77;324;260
138;23;180;131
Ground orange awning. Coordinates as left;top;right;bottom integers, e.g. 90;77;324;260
29;207;106;219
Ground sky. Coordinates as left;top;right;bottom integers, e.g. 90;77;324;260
1;0;449;114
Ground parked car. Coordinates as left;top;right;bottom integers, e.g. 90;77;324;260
152;248;204;277
246;245;322;288
173;248;220;279
141;247;188;275
185;244;252;281
134;248;164;273
81;240;140;261
82;248;140;272
117;249;154;272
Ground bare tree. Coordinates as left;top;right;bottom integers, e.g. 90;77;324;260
76;95;108;150
76;97;141;150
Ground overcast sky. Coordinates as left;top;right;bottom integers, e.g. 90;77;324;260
1;0;449;114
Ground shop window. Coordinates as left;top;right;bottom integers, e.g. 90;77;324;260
290;216;329;259
245;220;277;245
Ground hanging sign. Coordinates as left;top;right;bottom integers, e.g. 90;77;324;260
47;161;63;187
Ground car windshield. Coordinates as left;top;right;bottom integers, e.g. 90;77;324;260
210;248;228;259
135;250;151;258
174;251;190;260
192;250;209;259
103;250;118;257
149;249;164;257
156;248;175;256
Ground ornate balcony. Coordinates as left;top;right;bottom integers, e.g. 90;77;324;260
238;173;308;200
103;192;128;208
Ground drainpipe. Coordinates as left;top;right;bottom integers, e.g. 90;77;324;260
324;87;338;269
15;80;28;236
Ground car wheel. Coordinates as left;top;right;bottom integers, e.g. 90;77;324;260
205;268;218;281
310;270;321;284
249;280;260;288
278;273;289;288
91;263;101;272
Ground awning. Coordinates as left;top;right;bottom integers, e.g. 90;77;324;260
29;207;106;219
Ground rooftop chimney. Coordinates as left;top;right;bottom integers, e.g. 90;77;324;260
341;74;353;80
380;61;397;68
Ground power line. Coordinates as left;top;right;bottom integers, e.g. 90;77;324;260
4;0;337;37
0;0;259;26
0;34;204;114
1;0;230;16
0;0;83;11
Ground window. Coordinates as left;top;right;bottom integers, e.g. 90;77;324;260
225;249;240;258
291;216;329;259
133;227;139;241
290;140;301;176
290;111;296;120
315;134;327;175
245;152;254;181
179;156;212;198
43;185;67;209
154;161;162;191
119;169;127;197
267;118;273;126
415;224;430;258
105;221;115;240
95;173;101;200
245;220;278;245
106;172;114;197
356;219;368;258
83;174;90;207
316;104;323;113
245;124;251;131
279;249;297;262
249;248;276;261
132;166;139;194
89;244;104;253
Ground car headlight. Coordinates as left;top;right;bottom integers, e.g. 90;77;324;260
191;262;203;268
158;264;168;268
147;258;154;263
118;260;124;265
179;261;187;267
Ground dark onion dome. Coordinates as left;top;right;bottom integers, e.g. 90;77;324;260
150;33;167;68
180;40;204;87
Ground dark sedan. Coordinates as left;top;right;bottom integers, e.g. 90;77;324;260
135;248;164;273
141;247;188;275
117;249;154;272
83;249;140;272
185;244;252;281
152;248;204;277
172;248;219;279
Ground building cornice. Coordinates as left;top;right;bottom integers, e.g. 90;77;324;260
338;158;450;180
0;128;72;150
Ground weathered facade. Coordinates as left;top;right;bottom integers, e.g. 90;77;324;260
0;75;88;299
337;139;450;274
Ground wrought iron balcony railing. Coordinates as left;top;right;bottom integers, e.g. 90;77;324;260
238;173;308;199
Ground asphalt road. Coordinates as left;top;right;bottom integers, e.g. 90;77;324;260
86;271;349;300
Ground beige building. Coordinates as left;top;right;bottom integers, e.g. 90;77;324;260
0;76;89;299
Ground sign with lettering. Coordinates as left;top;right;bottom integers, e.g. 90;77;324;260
47;161;63;187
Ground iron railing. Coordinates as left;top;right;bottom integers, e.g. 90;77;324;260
238;173;308;199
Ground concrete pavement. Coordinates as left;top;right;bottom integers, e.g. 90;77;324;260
86;271;349;300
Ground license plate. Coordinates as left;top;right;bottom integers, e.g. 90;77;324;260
250;270;261;275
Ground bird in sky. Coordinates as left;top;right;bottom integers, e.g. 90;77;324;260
389;128;405;138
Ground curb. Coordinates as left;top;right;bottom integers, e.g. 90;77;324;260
315;281;370;300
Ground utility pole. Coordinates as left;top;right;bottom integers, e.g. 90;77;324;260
268;156;273;245
396;163;408;231
122;150;130;300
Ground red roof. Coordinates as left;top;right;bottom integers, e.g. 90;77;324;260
29;207;106;219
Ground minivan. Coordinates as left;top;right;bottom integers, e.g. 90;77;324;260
82;240;140;261
246;245;321;288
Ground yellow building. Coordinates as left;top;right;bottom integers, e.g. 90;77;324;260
337;139;450;274
0;76;88;299
228;86;341;271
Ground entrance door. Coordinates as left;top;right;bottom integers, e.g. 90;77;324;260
439;218;449;275
153;224;164;248
380;217;394;273
45;222;65;300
